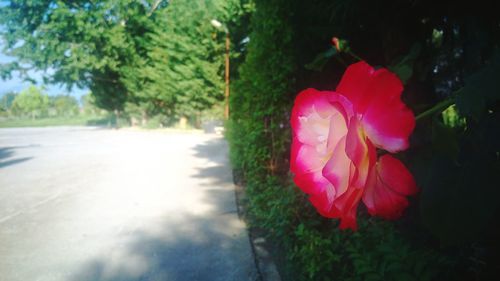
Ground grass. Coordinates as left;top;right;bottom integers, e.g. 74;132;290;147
0;115;223;132
0;115;111;128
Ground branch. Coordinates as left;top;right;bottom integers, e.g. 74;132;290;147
147;0;163;17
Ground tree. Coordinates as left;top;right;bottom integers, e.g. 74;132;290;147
11;85;49;119
123;0;244;123
80;93;101;116
0;0;249;126
0;0;167;115
50;95;79;117
0;92;17;114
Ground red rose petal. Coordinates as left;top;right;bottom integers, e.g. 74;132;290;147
322;136;350;197
377;155;418;196
345;117;376;188
290;61;417;230
362;155;418;219
336;61;375;113
332;186;364;230
336;61;415;153
361;70;414;152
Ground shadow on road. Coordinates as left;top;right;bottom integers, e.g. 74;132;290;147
0;147;14;160
69;136;256;281
0;156;33;169
191;137;233;188
70;213;252;281
0;146;35;169
192;137;227;166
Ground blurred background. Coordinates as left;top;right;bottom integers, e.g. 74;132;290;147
0;0;239;129
1;1;500;281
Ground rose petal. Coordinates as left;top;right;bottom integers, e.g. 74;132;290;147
327;93;355;124
290;137;326;175
309;186;337;218
291;88;337;127
326;110;348;152
360;69;414;152
336;61;415;153
331;186;364;230
291;88;351;204
322;136;350;197
377;155;418;196
291;88;348;152
362;155;418;219
291;61;418;230
294;169;333;196
345;117;376;188
336;61;376;113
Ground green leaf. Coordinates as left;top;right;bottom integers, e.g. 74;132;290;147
455;87;486;119
431;118;460;162
456;53;500;119
420;155;500;244
393;272;417;281
364;273;382;281
305;47;337;71
389;43;422;84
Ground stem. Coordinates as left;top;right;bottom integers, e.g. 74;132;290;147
415;98;454;121
347;50;363;61
334;56;348;67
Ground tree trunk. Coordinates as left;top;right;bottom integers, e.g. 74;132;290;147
179;116;188;129
141;110;148;126
195;112;201;129
114;109;121;128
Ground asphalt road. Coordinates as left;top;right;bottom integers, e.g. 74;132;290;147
0;127;257;281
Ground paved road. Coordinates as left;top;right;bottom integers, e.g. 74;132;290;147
0;127;257;281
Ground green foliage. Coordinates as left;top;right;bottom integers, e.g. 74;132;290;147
343;221;456;281
290;223;342;281
142;115;169;129
0;0;246;124
305;47;337;72
1;0;498;279
227;0;500;280
0;115;104;128
80;93;102;116
0;0;149;111
388;43;422;84
127;0;230;119
50;95;79;117
1;88;107;126
455;53;500;120
11;85;49;118
0;92;16;113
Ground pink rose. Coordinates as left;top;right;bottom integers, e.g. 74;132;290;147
290;61;418;230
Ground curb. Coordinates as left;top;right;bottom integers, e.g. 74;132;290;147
233;182;282;281
250;235;282;281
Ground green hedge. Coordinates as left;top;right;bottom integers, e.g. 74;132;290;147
227;0;500;280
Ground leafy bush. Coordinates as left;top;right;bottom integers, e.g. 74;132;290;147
227;0;500;280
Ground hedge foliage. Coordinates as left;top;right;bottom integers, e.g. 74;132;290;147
227;0;500;280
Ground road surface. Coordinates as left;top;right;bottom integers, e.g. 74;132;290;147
0;127;257;281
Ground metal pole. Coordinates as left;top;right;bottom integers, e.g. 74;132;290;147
224;32;230;120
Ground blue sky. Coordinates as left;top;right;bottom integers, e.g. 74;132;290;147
0;49;88;100
0;3;87;100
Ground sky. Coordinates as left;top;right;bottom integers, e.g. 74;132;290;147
0;3;88;100
0;49;88;100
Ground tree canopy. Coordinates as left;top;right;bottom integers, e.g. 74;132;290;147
11;85;49;118
0;0;244;123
